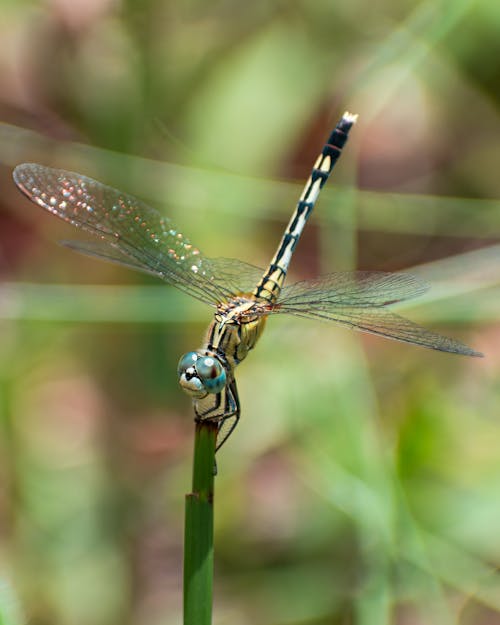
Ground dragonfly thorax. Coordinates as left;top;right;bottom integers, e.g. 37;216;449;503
216;295;265;319
209;296;268;368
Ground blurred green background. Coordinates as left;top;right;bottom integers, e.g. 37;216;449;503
0;1;499;624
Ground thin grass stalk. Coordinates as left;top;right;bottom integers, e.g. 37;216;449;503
183;420;217;625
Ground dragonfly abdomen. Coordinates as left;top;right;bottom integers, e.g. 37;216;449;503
253;111;358;304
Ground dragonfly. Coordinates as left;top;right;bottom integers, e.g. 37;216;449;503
13;112;482;451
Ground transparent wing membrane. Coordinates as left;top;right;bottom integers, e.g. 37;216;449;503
272;303;481;357
61;241;266;300
60;239;165;276
14;164;257;305
203;257;265;298
247;271;479;356
277;271;429;308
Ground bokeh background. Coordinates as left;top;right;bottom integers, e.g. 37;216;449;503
1;1;500;624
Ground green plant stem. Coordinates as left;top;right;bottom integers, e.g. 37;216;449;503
183;420;217;625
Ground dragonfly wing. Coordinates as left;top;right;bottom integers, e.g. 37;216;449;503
272;272;481;356
277;271;429;307
62;241;267;301
13;163;251;305
203;257;265;297
283;307;481;355
60;239;167;277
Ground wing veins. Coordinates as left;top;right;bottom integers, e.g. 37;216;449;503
13;164;247;304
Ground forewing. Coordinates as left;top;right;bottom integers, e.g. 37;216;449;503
203;257;265;297
13;164;258;304
59;239;166;276
278;271;428;308
60;242;266;296
272;272;481;356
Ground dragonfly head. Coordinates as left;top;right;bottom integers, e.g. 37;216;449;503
177;351;227;398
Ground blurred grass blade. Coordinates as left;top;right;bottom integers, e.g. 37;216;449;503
0;575;24;625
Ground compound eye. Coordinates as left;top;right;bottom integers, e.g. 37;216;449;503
195;356;226;393
177;351;199;377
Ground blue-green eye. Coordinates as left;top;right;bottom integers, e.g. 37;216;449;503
195;356;226;393
177;351;198;378
177;352;227;396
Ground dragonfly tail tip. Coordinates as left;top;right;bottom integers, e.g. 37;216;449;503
342;111;359;124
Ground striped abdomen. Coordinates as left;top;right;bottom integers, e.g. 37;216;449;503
252;111;357;304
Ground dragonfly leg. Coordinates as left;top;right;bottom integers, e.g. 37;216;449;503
215;379;240;452
194;379;240;452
